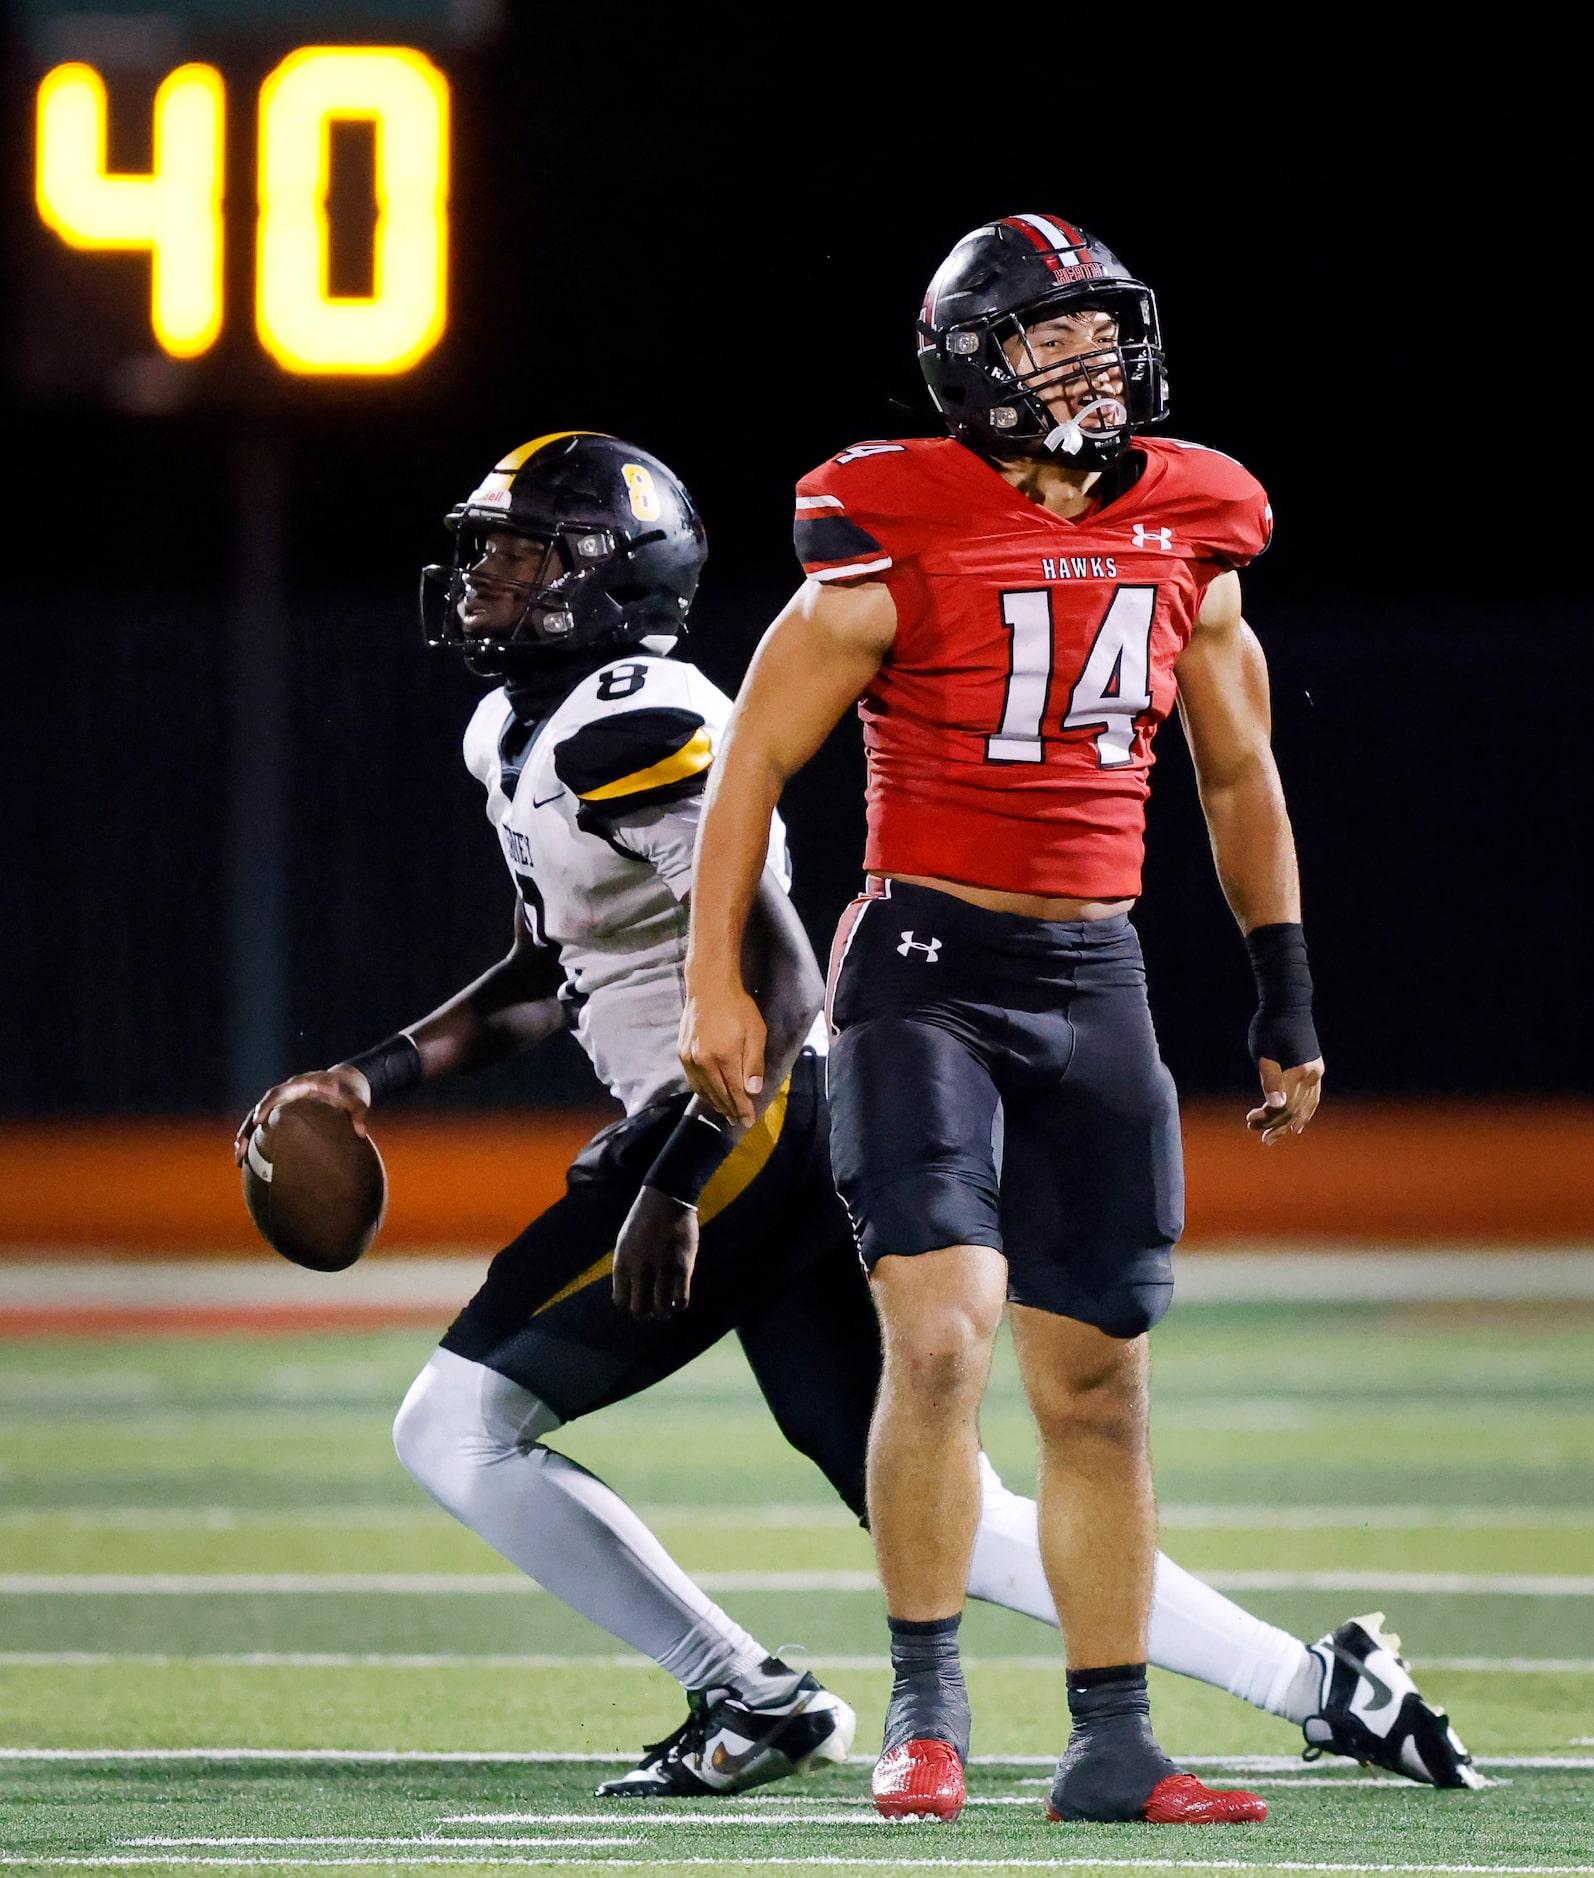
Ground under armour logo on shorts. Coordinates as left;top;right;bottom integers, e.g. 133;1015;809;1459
897;931;942;961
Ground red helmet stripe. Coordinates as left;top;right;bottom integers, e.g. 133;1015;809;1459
1001;216;1064;276
1002;213;1088;277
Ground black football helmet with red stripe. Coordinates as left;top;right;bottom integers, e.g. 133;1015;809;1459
420;432;706;678
917;214;1167;469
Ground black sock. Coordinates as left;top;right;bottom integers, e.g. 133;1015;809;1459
1067;1661;1151;1708
1050;1663;1177;1822
883;1614;970;1762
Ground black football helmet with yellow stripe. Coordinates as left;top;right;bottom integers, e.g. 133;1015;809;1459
421;432;707;677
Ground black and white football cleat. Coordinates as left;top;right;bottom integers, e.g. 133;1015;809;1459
595;1670;856;1797
1302;1612;1484;1788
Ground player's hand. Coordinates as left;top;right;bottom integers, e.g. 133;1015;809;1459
1246;1056;1324;1147
678;985;766;1128
232;1066;373;1164
612;1187;700;1320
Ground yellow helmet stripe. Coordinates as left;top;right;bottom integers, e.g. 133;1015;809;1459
495;430;612;473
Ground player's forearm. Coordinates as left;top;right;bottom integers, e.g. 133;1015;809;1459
1197;754;1302;933
391;958;566;1085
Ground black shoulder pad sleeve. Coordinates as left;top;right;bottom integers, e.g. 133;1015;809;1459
553;707;713;813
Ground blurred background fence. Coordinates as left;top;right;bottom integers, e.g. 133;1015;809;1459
8;590;1592;1116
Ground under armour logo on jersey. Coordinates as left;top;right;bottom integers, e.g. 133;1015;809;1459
1132;524;1174;551
897;931;942;961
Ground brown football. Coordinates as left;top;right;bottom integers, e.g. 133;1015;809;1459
241;1098;387;1272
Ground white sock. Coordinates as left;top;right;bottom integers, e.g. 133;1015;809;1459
394;1348;792;1698
966;1453;1315;1719
1149;1550;1317;1721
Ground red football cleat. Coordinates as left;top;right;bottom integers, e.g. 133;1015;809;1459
1142;1772;1267;1822
872;1738;966;1821
1046;1772;1267;1825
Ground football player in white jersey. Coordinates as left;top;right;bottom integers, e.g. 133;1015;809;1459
236;433;1479;1798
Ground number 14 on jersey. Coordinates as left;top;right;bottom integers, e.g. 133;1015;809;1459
988;585;1157;769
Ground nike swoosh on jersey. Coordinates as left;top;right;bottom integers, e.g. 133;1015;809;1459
532;789;568;807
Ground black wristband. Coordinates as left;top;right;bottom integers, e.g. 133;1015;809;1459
643;1107;736;1208
1244;923;1319;1072
343;1033;423;1105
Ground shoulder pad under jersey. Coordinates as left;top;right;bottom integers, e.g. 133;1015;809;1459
553;705;713;816
462;687;513;787
1143;438;1273;568
794;440;929;583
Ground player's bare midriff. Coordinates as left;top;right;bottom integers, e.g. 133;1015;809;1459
878;873;1134;923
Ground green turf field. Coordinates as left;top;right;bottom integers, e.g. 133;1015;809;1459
1;1296;1591;1874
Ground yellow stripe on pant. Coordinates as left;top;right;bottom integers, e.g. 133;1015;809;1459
533;1077;792;1316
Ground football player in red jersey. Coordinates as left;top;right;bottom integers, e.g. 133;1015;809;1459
680;215;1322;1825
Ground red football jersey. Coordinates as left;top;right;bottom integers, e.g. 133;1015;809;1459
793;436;1272;898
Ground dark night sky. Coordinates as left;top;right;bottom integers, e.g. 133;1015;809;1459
9;14;1583;610
4;9;1589;1112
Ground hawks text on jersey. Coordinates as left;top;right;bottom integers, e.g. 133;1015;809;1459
463;655;802;1115
793;437;1273;899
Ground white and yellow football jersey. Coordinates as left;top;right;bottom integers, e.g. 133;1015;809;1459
464;654;813;1114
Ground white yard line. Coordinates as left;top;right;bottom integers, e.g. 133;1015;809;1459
136;1826;888;1836
1182;1572;1594;1596
691;1778;1483;1797
975;1756;1585;1772
0;1749;638;1763
4;1570;1593;1595
0;1572;879;1595
0;1256;491;1310
1155;1507;1594;1530
0;1510;444;1531
1171;1249;1594;1304
1;1652;1589;1674
437;1781;1444;1822
1420;1657;1594;1672
0;1412;383;1437
1;1505;1587;1531
6;1248;1593;1306
717;1787;1429;1805
0;1751;1584;1771
0;1653;663;1670
0;1506;862;1533
4;1858;1593;1875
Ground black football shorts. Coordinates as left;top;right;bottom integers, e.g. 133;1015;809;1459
440;1049;879;1518
825;880;1182;1338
